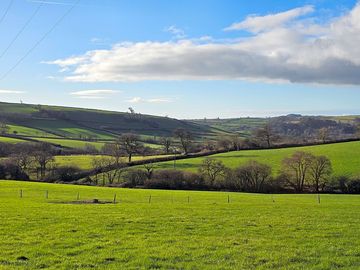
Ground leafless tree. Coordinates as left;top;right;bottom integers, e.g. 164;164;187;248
233;161;272;192
318;127;330;143
309;155;332;192
199;158;226;186
173;128;193;155
253;122;278;148
118;133;143;162
143;162;155;180
216;137;232;151
32;144;54;180
160;137;172;154
0;122;9;135
281;151;314;192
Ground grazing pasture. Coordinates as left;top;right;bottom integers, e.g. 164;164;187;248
152;141;360;176
0;181;359;269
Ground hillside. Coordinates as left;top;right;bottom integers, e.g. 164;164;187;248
150;141;360;177
0;102;222;142
189;114;360;140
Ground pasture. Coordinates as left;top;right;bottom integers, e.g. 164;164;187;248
0;181;359;269
153;141;360;176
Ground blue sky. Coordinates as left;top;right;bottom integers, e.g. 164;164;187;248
0;0;359;118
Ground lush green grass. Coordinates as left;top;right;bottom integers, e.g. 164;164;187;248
153;141;360;176
33;138;106;150
7;124;56;137
54;155;171;170
0;136;27;144
0;180;359;269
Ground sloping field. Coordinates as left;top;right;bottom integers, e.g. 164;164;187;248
0;181;359;269
152;141;360;176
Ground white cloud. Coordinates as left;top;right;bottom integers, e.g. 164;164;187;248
164;25;186;39
224;5;314;33
70;89;120;99
126;97;173;103
0;90;25;94
46;3;360;85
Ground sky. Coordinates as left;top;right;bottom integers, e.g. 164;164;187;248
0;0;359;119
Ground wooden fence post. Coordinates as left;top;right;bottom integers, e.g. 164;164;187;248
20;189;23;198
77;192;80;201
317;194;321;204
113;194;117;204
45;190;48;199
228;195;230;203
149;195;152;204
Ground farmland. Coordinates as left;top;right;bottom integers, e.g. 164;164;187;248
0;180;359;269
151;141;360;176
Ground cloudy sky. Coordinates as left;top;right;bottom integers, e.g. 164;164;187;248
0;0;359;118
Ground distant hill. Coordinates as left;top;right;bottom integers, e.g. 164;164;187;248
189;114;360;141
0;102;223;142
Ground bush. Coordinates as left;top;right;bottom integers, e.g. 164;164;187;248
122;170;147;187
0;160;29;180
47;166;82;182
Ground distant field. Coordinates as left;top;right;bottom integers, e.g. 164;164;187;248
33;138;106;150
0;136;27;144
0;180;359;269
152;141;360;176
7;124;56;137
55;155;171;170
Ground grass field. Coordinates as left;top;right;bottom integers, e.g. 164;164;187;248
0;136;27;144
0;180;359;269
54;155;171;170
152;141;360;176
33;138;106;150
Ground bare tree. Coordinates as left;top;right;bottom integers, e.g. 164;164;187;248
281;151;314;192
199;158;226;186
253;122;277;148
309;155;332;192
234;161;272;192
173;128;193;155
160;137;172;154
0;122;9;135
32;144;54;180
143;162;155;180
318;127;329;143
216;137;232;151
230;135;242;151
118;133;143;162
95;156;127;185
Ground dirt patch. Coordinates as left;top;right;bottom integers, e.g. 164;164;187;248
52;199;115;205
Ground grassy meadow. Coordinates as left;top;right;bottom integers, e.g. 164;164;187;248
54;155;171;170
0;180;359;269
152;141;360;176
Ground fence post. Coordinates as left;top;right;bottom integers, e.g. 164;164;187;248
77;192;80;201
20;189;23;198
228;195;230;203
317;194;321;204
187;196;190;203
148;195;152;204
272;194;275;203
113;194;117;204
45;190;48;199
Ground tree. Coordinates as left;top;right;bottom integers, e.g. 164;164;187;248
216;137;232;151
318;127;329;143
118;133;143;162
199;158;226;186
281;151;314;192
143;162;154;180
95;156;127;185
233;161;272;192
160;137;172;154
174;128;193;155
253;123;277;148
32;143;54;180
0;122;9;135
230;135;242;151
309;155;332;192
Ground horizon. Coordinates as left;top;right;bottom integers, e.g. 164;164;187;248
0;0;360;118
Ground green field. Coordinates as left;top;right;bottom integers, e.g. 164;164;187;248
152;141;360;176
54;155;171;170
0;180;359;269
0;136;27;144
33;138;106;150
